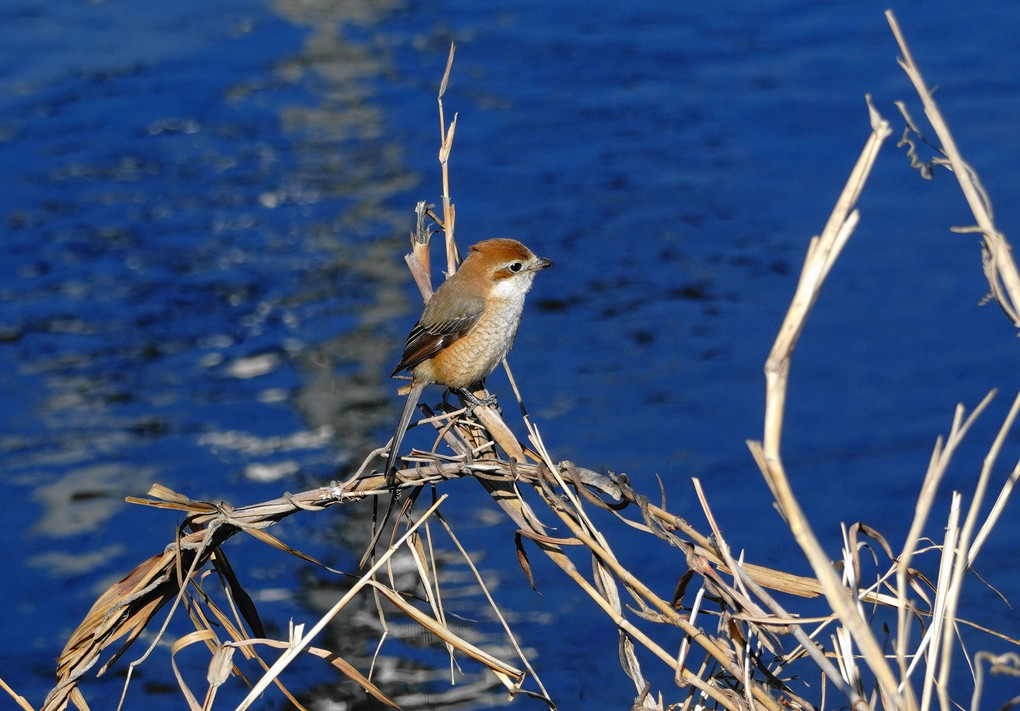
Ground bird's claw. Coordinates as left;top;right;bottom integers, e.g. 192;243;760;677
457;387;500;413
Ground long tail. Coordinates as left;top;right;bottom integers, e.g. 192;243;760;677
384;381;426;484
361;382;426;569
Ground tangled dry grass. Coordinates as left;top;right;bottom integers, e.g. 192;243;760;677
6;10;1020;711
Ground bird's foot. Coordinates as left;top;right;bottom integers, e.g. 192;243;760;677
456;387;500;413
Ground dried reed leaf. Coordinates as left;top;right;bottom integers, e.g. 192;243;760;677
438;42;455;98
514;532;538;590
207;643;235;689
169;629;219;711
207;551;265;639
49;550;176;700
126;484;218;513
242;526;341;576
227;635;393;709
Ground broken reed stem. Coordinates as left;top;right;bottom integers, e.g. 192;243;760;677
893;394;995;676
763;96;888;455
753;95;903;709
929;391;1020;708
886;10;1020;328
968;396;1020;562
423;56;748;708
407;201;434;301
892;393;997;689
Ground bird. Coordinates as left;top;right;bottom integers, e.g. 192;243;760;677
384;237;552;481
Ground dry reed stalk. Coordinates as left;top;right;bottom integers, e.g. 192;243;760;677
437;42;459;277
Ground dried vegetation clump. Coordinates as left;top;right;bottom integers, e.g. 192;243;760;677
7;11;1020;711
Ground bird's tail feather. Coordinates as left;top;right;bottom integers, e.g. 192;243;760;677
384;381;426;484
361;382;426;569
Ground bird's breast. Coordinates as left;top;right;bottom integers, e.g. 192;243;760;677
417;297;524;389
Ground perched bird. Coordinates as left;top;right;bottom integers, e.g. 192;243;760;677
384;238;552;480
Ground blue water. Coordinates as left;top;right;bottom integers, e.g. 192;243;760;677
3;1;1020;708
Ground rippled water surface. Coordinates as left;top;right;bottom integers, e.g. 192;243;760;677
3;1;1020;708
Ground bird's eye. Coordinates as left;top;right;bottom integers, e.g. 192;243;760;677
508;262;523;272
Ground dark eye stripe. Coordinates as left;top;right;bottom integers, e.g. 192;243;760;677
493;266;522;280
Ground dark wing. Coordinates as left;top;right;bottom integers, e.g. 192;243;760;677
391;290;484;376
